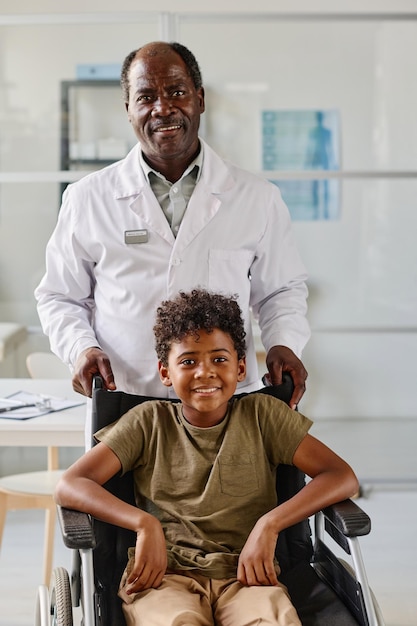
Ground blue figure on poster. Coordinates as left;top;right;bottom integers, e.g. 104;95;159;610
305;112;337;219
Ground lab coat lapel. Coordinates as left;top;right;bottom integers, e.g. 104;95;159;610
114;145;175;245
129;187;175;245
174;183;220;252
173;140;235;254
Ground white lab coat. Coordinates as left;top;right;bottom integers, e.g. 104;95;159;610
35;140;310;396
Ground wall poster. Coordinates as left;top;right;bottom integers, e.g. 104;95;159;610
262;109;341;220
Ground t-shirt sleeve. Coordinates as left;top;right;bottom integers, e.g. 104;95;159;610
242;393;313;466
94;402;154;474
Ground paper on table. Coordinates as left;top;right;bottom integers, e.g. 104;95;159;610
0;391;86;420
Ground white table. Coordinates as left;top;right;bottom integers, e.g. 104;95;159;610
0;379;86;447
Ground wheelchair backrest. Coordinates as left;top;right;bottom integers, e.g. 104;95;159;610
90;375;313;624
91;374;312;566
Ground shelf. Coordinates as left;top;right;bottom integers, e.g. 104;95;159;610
60;79;131;194
67;159;117;166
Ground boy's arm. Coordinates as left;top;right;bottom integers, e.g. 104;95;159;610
237;434;359;586
55;443;167;591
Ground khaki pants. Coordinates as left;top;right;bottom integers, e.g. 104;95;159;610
119;571;301;626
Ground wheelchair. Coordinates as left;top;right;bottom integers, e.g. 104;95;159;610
36;374;384;626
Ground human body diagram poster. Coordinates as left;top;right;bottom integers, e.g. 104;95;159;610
262;110;341;221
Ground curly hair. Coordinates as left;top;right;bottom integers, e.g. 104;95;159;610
120;41;203;104
154;289;246;366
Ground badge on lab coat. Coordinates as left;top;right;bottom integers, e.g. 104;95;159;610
124;230;148;244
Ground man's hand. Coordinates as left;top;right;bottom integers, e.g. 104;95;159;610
265;345;308;409
237;516;279;586
124;516;167;593
72;347;116;397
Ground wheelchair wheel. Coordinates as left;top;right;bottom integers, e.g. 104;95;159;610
50;567;73;626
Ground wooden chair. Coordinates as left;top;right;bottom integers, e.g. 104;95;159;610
25;351;70;380
0;352;71;585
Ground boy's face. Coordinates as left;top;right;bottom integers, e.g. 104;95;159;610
158;328;246;427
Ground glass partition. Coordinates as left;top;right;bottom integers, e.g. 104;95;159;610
0;11;416;350
0;16;159;328
293;178;417;330
0;183;58;325
178;16;417;172
0;20;158;174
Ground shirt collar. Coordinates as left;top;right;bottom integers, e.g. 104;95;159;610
139;141;204;185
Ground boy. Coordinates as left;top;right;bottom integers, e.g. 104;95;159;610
55;289;358;626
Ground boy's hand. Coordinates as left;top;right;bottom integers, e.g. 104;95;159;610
237;516;279;586
124;516;167;594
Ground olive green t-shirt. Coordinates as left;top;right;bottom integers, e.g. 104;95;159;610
96;393;312;578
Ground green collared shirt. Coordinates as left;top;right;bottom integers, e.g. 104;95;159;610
139;146;204;237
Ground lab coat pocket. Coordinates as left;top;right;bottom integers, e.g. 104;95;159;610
218;454;259;497
208;249;253;299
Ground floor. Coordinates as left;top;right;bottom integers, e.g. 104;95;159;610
0;417;416;626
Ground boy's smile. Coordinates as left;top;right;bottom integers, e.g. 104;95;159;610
158;328;246;428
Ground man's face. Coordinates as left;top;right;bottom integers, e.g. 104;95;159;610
126;46;205;175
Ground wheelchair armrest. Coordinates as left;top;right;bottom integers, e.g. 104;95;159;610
57;505;96;550
322;498;371;538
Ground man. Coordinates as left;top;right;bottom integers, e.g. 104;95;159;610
35;41;310;408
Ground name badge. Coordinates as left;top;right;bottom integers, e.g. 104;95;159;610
124;229;148;244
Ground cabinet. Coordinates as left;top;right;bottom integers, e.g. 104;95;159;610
60;80;134;182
